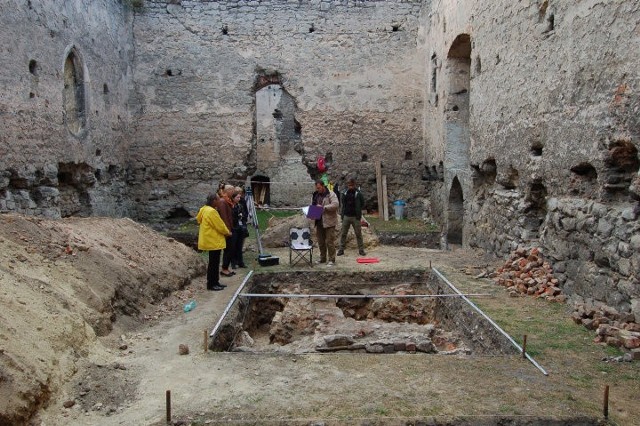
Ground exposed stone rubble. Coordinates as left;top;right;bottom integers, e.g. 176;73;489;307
492;247;565;302
571;304;640;352
233;284;468;355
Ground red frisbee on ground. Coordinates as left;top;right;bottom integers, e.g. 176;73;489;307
356;257;380;263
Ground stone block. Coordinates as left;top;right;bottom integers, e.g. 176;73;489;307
617;242;632;258
365;344;384;353
619;332;640;349
416;341;435;353
597;219;613;237
323;334;354;347
621;207;637;221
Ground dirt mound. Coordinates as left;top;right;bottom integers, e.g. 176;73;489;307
0;214;205;425
260;213;379;249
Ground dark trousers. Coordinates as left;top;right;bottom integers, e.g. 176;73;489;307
232;230;246;267
339;216;364;251
207;250;222;289
222;234;235;269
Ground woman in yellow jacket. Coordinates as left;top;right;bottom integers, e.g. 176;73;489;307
197;193;232;291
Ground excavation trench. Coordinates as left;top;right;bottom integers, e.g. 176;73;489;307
210;269;518;356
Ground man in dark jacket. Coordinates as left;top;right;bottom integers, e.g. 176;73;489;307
337;178;366;256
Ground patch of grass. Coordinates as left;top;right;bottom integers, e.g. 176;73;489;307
498;404;522;415
569;373;594;387
366;216;439;234
255;209;299;231
604;345;625;357
374;406;389;415
177;219;198;233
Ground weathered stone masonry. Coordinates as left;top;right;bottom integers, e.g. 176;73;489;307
0;0;135;218
0;0;639;319
127;0;428;220
424;1;640;316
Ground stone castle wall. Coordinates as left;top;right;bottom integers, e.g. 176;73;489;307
424;1;640;316
0;0;638;316
127;0;430;221
0;0;135;218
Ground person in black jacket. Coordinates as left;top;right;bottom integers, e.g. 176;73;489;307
231;186;249;268
337;178;366;256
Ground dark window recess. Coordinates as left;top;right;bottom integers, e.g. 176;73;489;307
530;143;543;157
29;59;38;75
167;207;191;220
546;13;555;32
63;49;87;136
570;162;597;179
405;151;413;161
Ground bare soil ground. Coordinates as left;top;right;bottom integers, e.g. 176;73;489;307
0;214;638;425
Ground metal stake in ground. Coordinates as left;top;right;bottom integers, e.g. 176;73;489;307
603;385;609;419
522;335;527;359
166;390;171;423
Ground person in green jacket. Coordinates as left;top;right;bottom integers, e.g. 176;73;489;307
337;178;366;256
197;193;231;291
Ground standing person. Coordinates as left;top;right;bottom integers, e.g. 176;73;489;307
215;185;236;277
337;178;366;256
311;180;339;266
197;193;231;291
232;187;249;269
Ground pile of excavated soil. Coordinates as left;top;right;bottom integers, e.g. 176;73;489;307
0;214;205;425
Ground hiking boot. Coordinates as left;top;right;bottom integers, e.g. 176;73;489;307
336;249;344;256
326;261;335;267
358;249;366;256
316;259;326;264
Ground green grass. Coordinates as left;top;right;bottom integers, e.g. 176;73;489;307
255;209;299;231
366;215;439;234
177;219;198;233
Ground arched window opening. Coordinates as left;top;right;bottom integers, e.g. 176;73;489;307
447;177;464;245
63;49;87;136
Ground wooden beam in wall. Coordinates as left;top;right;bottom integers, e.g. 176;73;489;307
375;161;383;216
382;174;389;221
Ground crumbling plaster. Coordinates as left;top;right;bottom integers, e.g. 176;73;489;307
127;0;429;220
0;0;135;217
424;0;640;314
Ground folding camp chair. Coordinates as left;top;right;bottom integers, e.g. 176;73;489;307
289;227;313;267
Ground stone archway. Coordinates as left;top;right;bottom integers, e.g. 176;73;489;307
444;34;471;174
63;47;87;136
254;77;308;207
444;34;471;247
447;176;464;245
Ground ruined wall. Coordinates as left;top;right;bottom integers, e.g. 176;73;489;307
0;0;135;218
425;1;640;316
127;0;429;221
